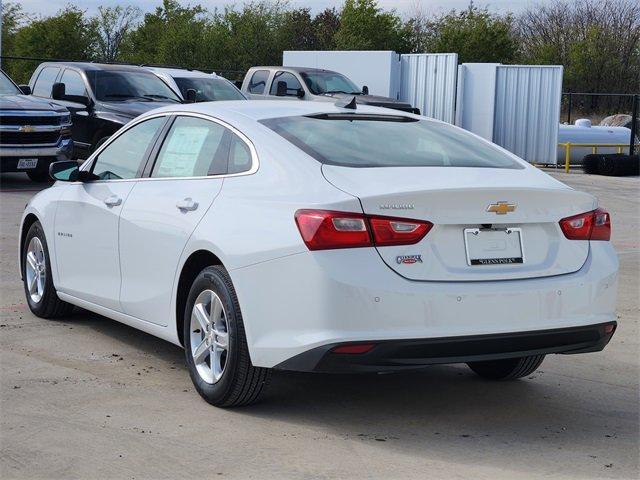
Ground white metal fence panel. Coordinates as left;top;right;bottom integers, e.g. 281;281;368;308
493;65;563;164
400;53;458;123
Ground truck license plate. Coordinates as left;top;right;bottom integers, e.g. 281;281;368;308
17;158;38;169
464;228;524;266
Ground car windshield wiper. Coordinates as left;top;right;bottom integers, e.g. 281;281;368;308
103;94;153;101
323;90;362;95
141;94;180;103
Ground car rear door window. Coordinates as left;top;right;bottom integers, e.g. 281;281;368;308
151;116;228;178
91;116;166;180
32;67;60;97
60;69;87;96
248;70;269;94
228;134;252;174
269;71;302;96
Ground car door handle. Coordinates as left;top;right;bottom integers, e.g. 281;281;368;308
176;198;199;212
104;195;122;207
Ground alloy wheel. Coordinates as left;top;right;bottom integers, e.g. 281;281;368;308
189;289;229;384
25;237;46;303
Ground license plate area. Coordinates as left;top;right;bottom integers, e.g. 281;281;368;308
17;158;38;169
464;228;524;266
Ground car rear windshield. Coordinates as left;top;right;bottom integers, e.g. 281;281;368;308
261;114;523;169
174;77;245;101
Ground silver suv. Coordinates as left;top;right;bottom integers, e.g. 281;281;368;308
241;66;419;114
0;69;72;182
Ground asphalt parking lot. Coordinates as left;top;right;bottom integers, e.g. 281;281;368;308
0;170;638;480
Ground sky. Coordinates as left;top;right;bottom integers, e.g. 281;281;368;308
17;0;544;18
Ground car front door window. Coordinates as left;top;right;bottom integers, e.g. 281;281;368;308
91;117;166;180
269;71;303;96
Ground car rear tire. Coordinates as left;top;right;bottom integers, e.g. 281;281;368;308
467;355;545;380
183;265;269;407
22;221;74;318
26;170;51;183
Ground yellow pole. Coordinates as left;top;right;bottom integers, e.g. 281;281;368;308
565;143;571;173
592;146;596;154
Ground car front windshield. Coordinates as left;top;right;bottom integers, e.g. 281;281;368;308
301;71;361;95
88;70;181;102
0;71;21;95
261;114;523;169
174;77;245;101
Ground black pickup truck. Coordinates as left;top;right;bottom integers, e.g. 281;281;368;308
0;69;73;182
28;62;182;159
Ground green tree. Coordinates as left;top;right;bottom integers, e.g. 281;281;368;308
120;0;209;68
278;8;316;51
10;5;97;82
313;8;341;51
335;0;408;52
421;4;518;63
93;5;141;62
0;2;29;79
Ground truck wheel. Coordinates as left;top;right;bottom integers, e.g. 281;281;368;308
467;355;545;380
184;265;269;407
26;170;51;182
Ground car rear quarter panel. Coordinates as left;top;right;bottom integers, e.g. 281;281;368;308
171;124;362;349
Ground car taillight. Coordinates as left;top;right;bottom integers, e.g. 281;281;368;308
294;209;432;250
559;208;611;241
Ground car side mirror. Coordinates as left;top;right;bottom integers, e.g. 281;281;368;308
276;81;288;97
49;161;97;182
49;160;79;181
362;85;369;95
185;88;197;103
19;85;31;95
296;88;305;99
51;82;66;100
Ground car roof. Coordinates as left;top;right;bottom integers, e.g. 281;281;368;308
251;66;338;75
145;67;219;78
38;62;154;73
146;99;421;122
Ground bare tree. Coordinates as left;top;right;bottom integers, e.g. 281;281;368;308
93;5;141;62
517;0;640;105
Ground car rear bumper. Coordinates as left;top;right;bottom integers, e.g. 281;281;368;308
0;139;73;173
274;321;617;372
230;241;618;369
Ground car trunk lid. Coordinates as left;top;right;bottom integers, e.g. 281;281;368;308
322;165;596;281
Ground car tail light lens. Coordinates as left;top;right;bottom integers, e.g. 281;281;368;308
559;208;611;241
295;210;371;250
295;210;432;250
369;216;432;246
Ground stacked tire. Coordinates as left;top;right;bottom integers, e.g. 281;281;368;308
581;154;639;176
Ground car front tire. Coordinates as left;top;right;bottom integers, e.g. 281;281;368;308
183;265;269;407
467;355;545;380
22;221;74;318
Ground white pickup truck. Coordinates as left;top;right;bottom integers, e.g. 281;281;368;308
241;66;419;114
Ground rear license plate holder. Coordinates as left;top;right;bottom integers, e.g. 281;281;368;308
464;228;524;266
17;158;38;169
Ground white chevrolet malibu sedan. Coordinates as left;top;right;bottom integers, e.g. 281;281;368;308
19;100;618;407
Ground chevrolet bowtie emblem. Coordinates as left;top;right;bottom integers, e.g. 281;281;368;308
486;201;516;215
